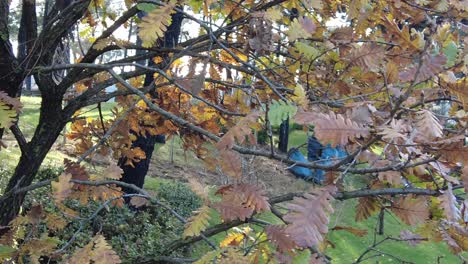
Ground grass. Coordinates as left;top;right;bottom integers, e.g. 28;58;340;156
2;97;465;263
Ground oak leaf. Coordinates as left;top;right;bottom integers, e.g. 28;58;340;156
265;225;297;253
415;109;443;141
219;149;243;179
399;54;447;83
347;43;385;72
284;185;336;248
391;195;429;225
438;184;461;222
103;162;123;180
51;173;74;203
216;112;260;151
67;239;93;264
295;112;369;147
130;196;148;208
376;119;410;141
212;183;270;222
355;197;380;221
138;1;175;48
91;235;121;264
462;166;468;194
287;17;316;42
183;205;212;238
212;201;253;222
219;232;245;247
440;223;468;254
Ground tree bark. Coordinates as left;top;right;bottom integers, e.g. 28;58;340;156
0;0;90;229
0;97;65;228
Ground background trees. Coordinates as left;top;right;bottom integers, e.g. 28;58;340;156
0;0;467;263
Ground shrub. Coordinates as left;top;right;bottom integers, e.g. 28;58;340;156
0;167;201;263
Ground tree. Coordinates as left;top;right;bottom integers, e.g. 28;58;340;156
0;0;467;263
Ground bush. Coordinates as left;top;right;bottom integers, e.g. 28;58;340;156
0;167;202;263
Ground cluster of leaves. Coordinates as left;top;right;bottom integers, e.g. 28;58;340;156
2;0;468;263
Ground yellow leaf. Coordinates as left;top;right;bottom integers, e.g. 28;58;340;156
220;232;245;248
138;1;176;48
183;205;212;238
292;84;308;109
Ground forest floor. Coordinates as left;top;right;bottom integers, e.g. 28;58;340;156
1;96;465;263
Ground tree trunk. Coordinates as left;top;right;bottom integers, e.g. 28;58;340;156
0;97;65;228
119;10;183;192
278;118;289;153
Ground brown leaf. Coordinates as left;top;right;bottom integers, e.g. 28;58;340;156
236;183;270;212
103;162;123;180
355;197;380;222
216;112;260;150
385;61;399;84
64;159;89;182
212;201;254;222
212;183;270;222
45;212;67;232
51;173;74;203
188;177;210;202
440;223;468;254
67;239;93;264
376;160;403;186
332;226;368;237
91;235;122;264
347;43;385;71
295;112;369;147
28;204;45;225
391;195;429;225
462;166;468;194
438;184;460;222
284;185;336;248
265;225;297;253
415;110;443;141
434;138;468;164
399;54;447;83
219;150;243;179
376;119;410;142
175;75;205;96
130;196;148;208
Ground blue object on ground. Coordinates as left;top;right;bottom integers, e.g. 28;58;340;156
288;137;348;183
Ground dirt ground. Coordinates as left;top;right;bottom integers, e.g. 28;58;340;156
149;151;312;196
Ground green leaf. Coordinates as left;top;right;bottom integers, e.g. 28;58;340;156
137;3;157;12
0;245;16;259
443;41;458;67
292;249;311;264
268;100;298;127
295;41;320;60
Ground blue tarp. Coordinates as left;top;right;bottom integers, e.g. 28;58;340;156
288;137;347;183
